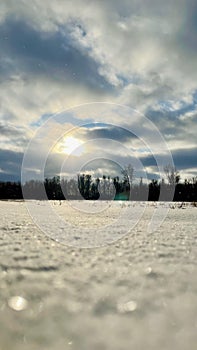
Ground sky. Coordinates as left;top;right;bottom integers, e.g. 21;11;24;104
0;0;197;183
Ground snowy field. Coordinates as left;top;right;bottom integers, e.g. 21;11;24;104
0;200;197;350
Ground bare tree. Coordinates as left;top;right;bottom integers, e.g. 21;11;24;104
121;164;134;185
164;164;180;185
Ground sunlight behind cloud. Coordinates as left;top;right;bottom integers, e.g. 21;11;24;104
59;136;84;156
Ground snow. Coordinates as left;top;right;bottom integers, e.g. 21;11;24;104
0;200;197;350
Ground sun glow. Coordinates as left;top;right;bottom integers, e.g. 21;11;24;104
62;136;84;155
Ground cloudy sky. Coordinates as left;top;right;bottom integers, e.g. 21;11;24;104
0;0;197;183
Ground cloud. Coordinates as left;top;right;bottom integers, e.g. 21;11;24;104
0;16;115;129
0;149;23;181
0;122;32;152
172;147;197;170
69;124;137;143
2;1;197;116
0;18;113;90
0;0;197;180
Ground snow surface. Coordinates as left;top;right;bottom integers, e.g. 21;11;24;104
0;200;197;350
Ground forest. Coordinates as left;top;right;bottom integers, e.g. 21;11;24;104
0;165;197;202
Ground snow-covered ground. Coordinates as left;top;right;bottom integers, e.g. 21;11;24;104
0;200;197;350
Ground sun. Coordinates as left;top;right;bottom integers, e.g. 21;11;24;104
62;136;84;155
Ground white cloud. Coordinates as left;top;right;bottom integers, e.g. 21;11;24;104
1;0;197;116
1;0;197;179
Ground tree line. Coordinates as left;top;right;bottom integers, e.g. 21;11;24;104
0;165;197;202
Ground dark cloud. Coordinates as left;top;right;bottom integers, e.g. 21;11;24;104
0;149;23;181
0;172;20;182
172;147;197;170
81;125;137;143
0;122;24;137
177;1;197;53
139;147;197;174
146;104;197;145
0;18;113;91
1;143;197;182
0;1;197;181
0;123;29;148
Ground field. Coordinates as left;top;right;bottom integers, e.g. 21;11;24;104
0;200;197;350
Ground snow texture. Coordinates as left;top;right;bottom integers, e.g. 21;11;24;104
0;200;197;350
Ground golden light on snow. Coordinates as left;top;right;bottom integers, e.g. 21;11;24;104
8;296;28;311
